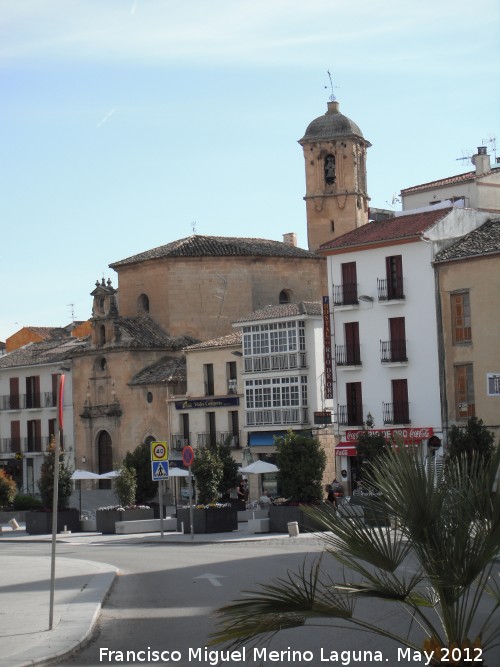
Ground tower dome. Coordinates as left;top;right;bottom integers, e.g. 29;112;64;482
300;100;364;143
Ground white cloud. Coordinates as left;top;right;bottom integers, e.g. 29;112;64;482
1;0;496;69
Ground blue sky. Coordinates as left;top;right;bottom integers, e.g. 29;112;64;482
1;0;499;342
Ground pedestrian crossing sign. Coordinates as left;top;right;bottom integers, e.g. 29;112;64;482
151;460;169;481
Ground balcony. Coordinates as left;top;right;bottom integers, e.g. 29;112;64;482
0;392;57;411
196;431;241;448
377;277;405;301
337;405;364;427
0;436;61;454
380;340;407;363
382;401;411;425
227;378;238;394
335;344;361;367
245;407;309;427
332;283;358;306
244;351;307;373
169;434;191;455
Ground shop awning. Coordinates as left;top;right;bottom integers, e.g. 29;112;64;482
248;431;284;446
335;443;358;457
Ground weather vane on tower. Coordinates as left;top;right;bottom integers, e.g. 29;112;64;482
325;70;339;102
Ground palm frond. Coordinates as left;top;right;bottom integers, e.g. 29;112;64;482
305;503;411;572
209;558;353;648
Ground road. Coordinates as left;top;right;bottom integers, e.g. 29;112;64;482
4;538;499;666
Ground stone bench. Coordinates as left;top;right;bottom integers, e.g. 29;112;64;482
238;509;269;522
115;517;177;534
247;518;270;533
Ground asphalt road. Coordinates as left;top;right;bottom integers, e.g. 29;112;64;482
5;539;499;667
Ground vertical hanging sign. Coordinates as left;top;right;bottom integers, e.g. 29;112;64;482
322;296;333;399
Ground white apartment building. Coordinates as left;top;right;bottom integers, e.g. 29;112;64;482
171;332;244;464
400;146;500;214
0;337;85;495
319;206;490;492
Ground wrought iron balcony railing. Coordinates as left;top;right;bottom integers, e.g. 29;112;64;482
380;339;408;363
382;401;411;425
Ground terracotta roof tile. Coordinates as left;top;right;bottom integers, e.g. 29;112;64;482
318;208;453;252
129;355;186;385
110;235;320;267
0;337;89;369
233;301;322;324
184;332;242;351
111;316;198;350
400;171;478;194
434;218;500;263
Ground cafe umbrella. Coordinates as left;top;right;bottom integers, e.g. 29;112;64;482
70;470;101;517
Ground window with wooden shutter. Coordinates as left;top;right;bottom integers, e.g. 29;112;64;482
9;378;19;410
454;364;475;419
392;379;410;424
451;292;472;344
10;421;21;452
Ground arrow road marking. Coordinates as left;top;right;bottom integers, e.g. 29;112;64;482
194;573;225;587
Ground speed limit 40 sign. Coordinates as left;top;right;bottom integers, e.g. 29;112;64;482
151;441;169;461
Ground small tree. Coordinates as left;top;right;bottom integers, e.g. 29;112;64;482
191;448;224;505
356;430;388;480
38;439;73;510
217;440;240;499
113;466;137;507
124;442;158;504
0;469;17;507
275;431;326;503
447;416;495;464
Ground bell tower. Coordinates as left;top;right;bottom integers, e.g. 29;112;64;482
299;98;371;252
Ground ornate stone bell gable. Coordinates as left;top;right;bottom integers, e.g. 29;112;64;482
90;278;119;348
299;99;372;252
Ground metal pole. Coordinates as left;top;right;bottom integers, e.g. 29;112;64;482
188;469;194;540
159;480;164;538
49;373;64;630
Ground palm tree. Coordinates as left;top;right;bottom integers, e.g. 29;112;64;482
210;446;500;665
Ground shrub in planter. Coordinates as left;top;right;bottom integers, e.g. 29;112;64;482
191;448;223;504
269;431;327;533
38;439;73;510
0;469;17;507
113;466;137;507
13;494;42;511
177;504;237;534
124;443;158;504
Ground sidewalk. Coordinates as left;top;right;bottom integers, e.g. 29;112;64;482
0;523;319;666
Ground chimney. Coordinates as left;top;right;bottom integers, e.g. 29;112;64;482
471;146;490;175
283;232;297;247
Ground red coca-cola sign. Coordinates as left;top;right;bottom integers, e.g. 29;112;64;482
345;427;433;443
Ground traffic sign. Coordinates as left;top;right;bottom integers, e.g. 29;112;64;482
182;445;195;467
152;460;169;481
151;441;169;461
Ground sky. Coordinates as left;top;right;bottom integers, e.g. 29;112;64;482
1;0;499;343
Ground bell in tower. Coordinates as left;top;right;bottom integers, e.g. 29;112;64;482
299;97;371;252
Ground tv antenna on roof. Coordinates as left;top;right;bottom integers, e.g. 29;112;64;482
191;220;197;234
325;70;339;101
67;303;75;320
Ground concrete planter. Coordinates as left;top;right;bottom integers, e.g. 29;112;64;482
268;505;326;533
25;509;81;535
96;508;154;534
80;517;97;532
176;507;237;533
0;510;27;524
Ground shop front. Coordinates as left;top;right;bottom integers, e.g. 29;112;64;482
335;427;438;494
